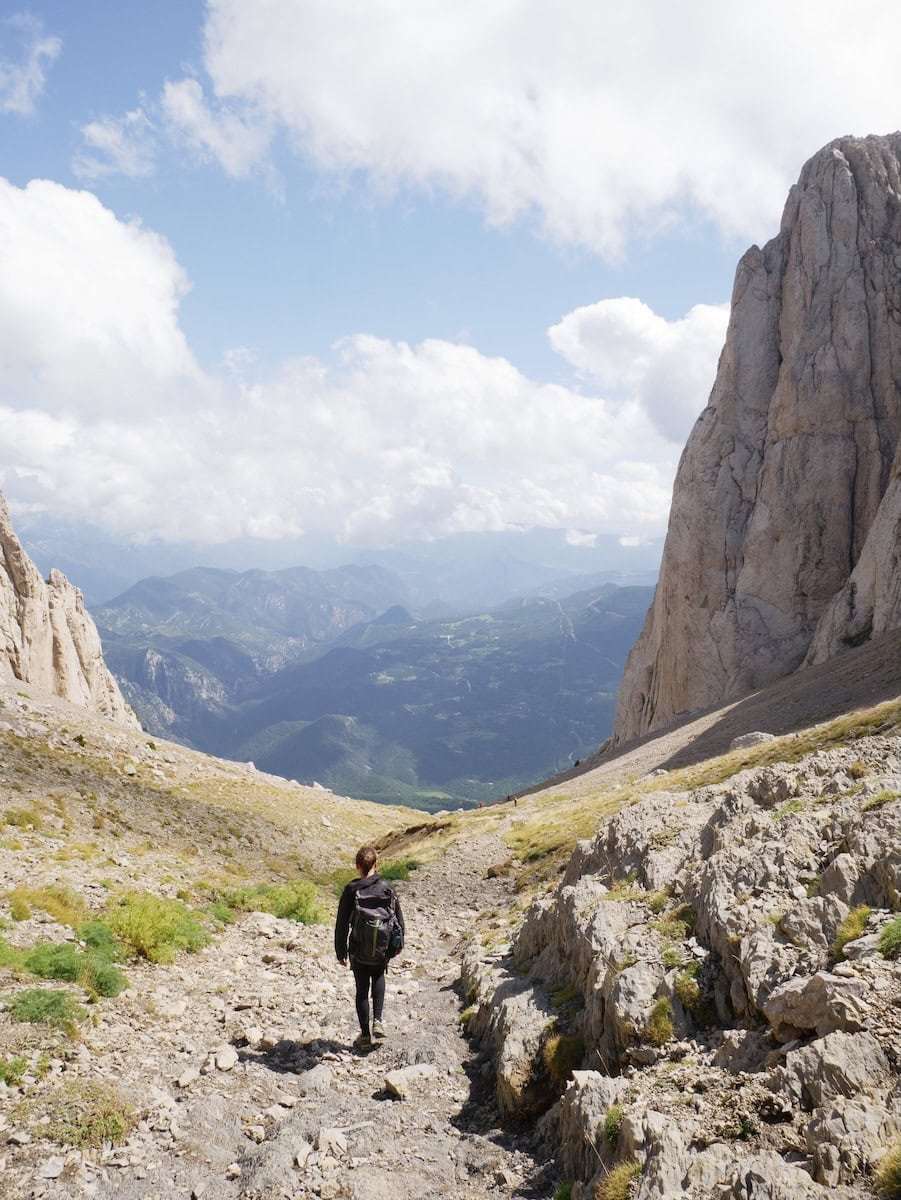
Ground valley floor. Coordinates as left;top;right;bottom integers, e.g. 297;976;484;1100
1;828;551;1200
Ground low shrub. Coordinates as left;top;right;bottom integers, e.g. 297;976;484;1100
874;1143;901;1198
5;987;86;1032
220;880;323;924
879;916;901;960
105;893;210;963
0;1055;27;1085
553;1184;573;1200
23;942;127;998
379;859;422;882
832;905;872;959
644;997;674;1046
43;1079;135;1149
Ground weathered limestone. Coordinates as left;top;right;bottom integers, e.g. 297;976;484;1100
614;134;901;744
0;492;136;726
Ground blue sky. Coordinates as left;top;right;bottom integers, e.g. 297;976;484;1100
1;1;900;557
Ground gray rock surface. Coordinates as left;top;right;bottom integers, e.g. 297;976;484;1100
0;492;136;726
614;134;901;744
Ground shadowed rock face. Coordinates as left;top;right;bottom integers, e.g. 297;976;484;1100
614;133;901;745
0;493;137;726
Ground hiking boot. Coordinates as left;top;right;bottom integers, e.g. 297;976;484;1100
372;1019;386;1039
353;1034;374;1051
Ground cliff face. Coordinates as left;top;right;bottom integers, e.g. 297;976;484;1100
0;493;137;726
614;134;901;745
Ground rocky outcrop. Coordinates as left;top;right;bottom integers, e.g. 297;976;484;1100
0;493;137;726
463;727;901;1197
614;134;901;744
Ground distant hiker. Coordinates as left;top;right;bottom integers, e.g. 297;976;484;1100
334;845;405;1051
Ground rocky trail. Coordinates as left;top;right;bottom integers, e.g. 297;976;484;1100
2;824;554;1200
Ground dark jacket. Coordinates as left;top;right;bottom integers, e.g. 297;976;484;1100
334;873;405;962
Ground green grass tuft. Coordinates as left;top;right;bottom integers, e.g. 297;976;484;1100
543;1033;584;1085
595;1160;641;1200
603;1103;623;1147
862;790;899;811
879;916;901;960
553;1184;573;1200
832;904;872;959
644;997;674;1046
874;1143;901;1198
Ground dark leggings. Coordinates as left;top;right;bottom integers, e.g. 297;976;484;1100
351;960;385;1035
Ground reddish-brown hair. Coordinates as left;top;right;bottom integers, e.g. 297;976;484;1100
355;845;377;873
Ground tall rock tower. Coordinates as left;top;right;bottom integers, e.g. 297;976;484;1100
613;133;901;745
0;493;138;727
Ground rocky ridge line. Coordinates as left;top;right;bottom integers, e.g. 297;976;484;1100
614;133;901;746
0;494;136;727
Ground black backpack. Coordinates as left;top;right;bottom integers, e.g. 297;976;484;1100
348;879;404;966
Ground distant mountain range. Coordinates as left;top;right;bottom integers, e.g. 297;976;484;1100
94;565;653;810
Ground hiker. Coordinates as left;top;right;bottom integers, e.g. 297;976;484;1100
334;845;405;1050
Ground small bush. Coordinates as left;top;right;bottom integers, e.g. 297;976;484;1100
379;859;422;882
832;905;872;959
603;1103;623;1146
874;1143;901;1198
553;1184;573;1200
644;997;674;1047
848;760;869;780
0;1055;27;1085
674;970;701;1012
772;798;805;820
105;893;210;963
5;987;86;1032
646;891;668;914
220;880;323;924
543;1033;585;1085
595;1160;641;1200
43;1079;135;1148
661;946;683;969
78;921;121;960
879;916;901;960
23;942;127;999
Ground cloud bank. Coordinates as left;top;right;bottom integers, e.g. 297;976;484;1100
0;179;725;546
140;0;901;254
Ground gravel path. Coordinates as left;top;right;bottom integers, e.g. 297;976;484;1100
4;835;551;1200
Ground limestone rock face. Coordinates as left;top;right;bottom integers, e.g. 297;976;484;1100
614;134;901;744
0;493;137;726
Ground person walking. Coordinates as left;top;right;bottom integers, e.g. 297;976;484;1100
334;845;405;1050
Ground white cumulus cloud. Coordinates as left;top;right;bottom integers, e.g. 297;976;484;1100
0;177;201;416
549;298;729;443
0;179;728;547
189;0;901;254
0;12;60;116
